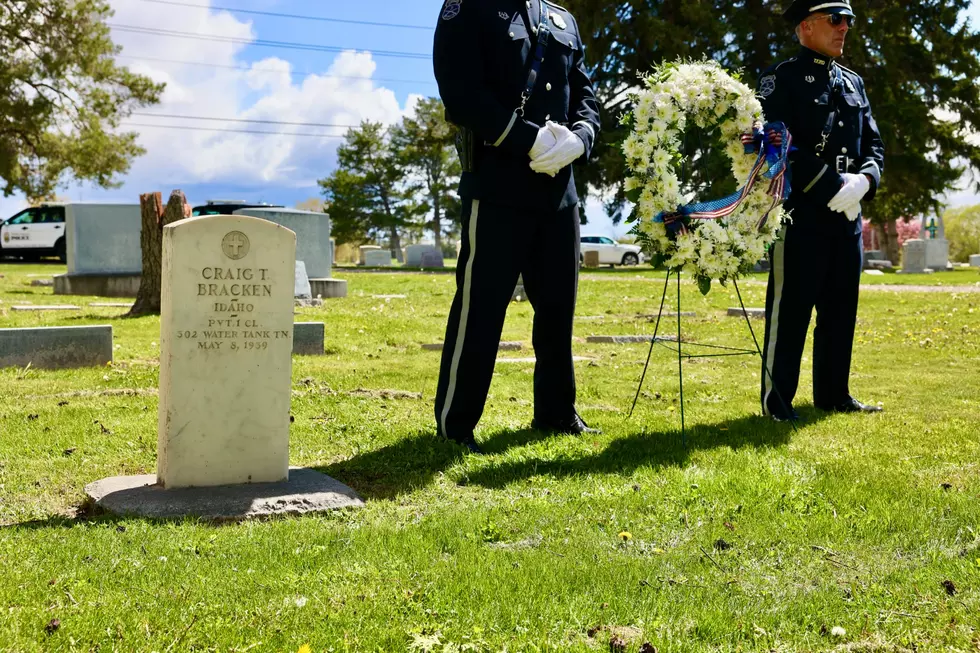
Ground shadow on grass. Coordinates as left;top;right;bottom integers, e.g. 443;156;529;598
319;407;830;499
316;433;466;501
464;408;830;489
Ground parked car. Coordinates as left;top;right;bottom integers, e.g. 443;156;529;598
191;199;284;216
0;203;67;262
580;234;643;266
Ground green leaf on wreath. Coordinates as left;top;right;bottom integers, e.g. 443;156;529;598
697;277;712;296
625;187;642;204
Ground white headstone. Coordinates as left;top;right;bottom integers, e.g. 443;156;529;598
900;239;927;274
359;245;381;265
295;261;312;299
158;215;295;488
924;239;949;271
970;254;980;268
364;249;393;267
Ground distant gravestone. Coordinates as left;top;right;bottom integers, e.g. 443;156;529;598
364;250;393;267
970;254;980;268
294;261;312;299
359;245;381;265
727;307;766;319
0;325;112;369
420;251;445;268
405;244;439;267
924;239;950;271
900;239;927;274
583;251;600;268
158;215;295;488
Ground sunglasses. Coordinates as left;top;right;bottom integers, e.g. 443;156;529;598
810;13;856;28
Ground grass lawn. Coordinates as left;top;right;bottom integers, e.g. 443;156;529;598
1;261;978;652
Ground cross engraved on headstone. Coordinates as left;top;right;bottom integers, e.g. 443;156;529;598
221;231;250;260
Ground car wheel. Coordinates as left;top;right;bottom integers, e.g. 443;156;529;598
55;237;66;263
622;252;640;266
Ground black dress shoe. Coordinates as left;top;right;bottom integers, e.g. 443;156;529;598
455;436;484;454
530;414;601;435
438;430;484;454
820;397;883;414
770;408;800;423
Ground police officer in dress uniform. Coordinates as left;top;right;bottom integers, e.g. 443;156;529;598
757;0;885;421
432;0;601;453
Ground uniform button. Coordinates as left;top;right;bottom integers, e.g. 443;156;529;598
526;0;531;6
838;121;844;127
509;31;515;37
545;114;551;120
546;83;552;91
841;147;848;153
814;99;819;103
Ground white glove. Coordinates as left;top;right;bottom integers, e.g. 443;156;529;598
529;125;558;160
843;202;861;222
828;173;870;213
529;121;584;177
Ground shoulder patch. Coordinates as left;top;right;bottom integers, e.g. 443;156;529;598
758;74;776;98
441;0;462;21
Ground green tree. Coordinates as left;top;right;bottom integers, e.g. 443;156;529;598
319;122;421;257
390;97;461;250
0;0;164;201
943;203;980;262
562;0;980;261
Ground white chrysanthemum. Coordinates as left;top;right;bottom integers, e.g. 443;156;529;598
622;60;786;285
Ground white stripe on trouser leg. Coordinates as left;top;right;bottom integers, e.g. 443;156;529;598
440;199;480;437
762;237;786;415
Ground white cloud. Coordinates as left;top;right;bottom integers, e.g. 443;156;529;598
90;0;417;194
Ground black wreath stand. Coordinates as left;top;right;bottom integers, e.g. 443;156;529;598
628;269;797;445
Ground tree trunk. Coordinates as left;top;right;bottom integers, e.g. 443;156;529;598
875;218;901;266
128;190;190;316
388;227;402;260
432;196;442;249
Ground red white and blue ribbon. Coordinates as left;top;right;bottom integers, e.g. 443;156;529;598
658;122;792;236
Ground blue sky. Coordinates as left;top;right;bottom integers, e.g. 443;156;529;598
2;0;979;237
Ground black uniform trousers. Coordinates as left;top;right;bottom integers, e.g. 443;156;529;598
435;197;580;440
760;224;863;415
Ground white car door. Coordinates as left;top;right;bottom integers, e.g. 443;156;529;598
33;205;65;248
598;237;619;264
0;208;37;250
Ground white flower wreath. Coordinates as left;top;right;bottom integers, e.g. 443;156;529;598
622;59;789;293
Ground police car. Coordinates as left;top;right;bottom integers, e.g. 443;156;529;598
0;204;67;262
580;234;643;266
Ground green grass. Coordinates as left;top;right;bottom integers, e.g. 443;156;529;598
1;261;979;652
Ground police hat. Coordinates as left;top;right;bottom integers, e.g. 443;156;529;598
782;0;855;24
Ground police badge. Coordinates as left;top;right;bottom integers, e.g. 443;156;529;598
758;74;776;98
441;0;462;21
549;12;566;30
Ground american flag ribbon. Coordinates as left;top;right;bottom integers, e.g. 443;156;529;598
659;122;792;234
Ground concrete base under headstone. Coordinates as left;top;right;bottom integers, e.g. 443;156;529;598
84;467;364;520
0;325;112;369
309;278;347;298
54;273;142;297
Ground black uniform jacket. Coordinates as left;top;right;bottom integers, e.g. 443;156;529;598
758;47;885;235
433;0;601;211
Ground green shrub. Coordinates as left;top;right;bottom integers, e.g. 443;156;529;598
943;203;980;262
